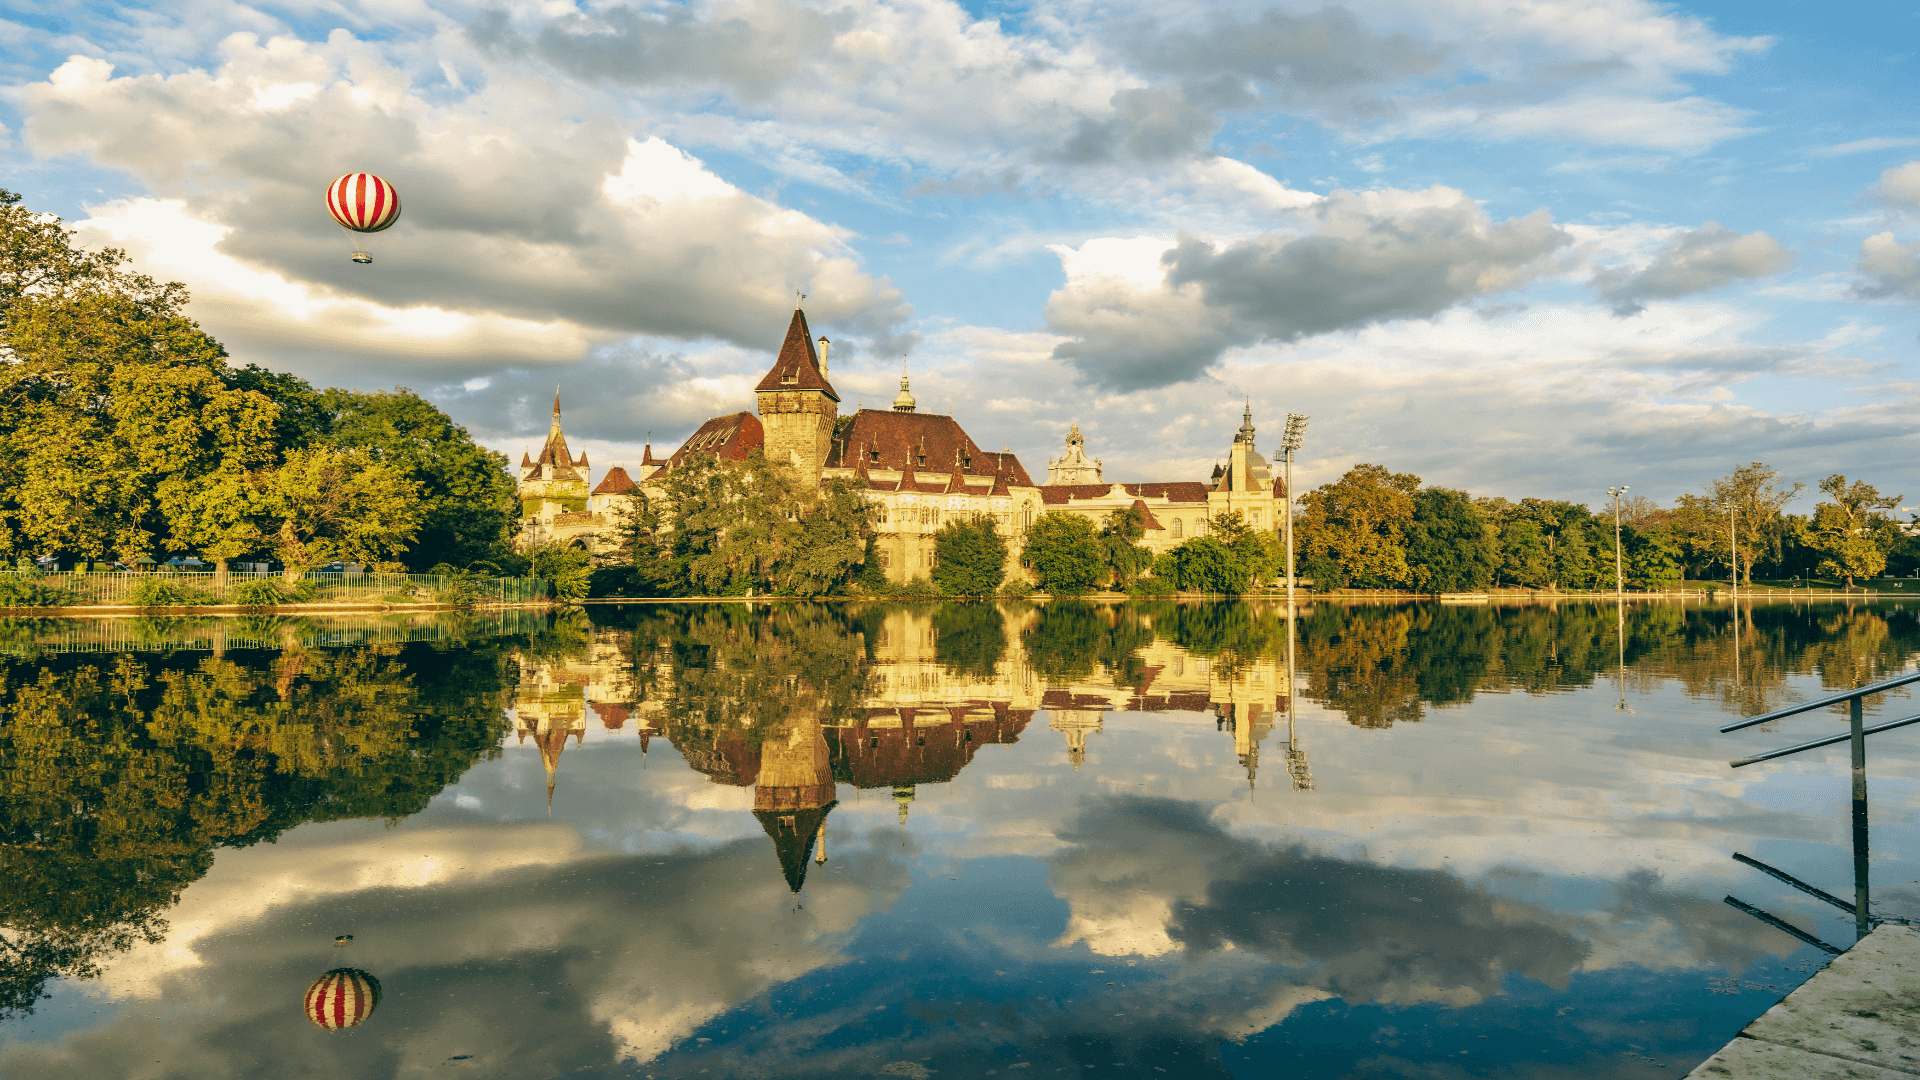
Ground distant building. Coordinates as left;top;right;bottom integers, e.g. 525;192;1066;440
638;305;1287;583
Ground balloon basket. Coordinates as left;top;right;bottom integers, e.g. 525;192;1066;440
350;250;373;264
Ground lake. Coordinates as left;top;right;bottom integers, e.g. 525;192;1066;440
2;599;1917;1079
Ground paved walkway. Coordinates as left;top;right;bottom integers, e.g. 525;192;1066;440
1685;924;1920;1078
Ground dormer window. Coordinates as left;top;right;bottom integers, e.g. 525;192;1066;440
781;368;797;385
916;453;926;466
869;449;880;462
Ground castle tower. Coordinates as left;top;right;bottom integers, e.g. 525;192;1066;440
754;306;840;487
518;391;591;518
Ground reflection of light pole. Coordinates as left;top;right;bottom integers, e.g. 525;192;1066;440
1281;413;1311;792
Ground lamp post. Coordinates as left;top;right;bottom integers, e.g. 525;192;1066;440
1281;413;1311;792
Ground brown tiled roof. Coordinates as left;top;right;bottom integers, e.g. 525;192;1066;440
590;702;630;730
666;412;765;469
530;392;588;482
1038;481;1210;506
753;309;840;401
825;409;1035;487
1130;499;1164;531
591;466;635;495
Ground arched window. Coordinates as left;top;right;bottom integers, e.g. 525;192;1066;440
1171;518;1183;538
1195;517;1209;537
1021;507;1034;532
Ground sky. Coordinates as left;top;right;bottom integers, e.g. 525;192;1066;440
0;0;1916;509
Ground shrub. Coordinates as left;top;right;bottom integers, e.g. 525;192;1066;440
879;575;942;599
1168;537;1250;594
0;573;76;607
230;579;293;607
1126;575;1176;596
129;578;213;607
998;577;1034;598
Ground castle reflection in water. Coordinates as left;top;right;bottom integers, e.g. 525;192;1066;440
509;603;1302;893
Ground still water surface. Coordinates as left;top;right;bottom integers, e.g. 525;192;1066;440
3;600;1919;1079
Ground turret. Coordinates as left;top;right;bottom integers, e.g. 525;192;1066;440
754;307;840;485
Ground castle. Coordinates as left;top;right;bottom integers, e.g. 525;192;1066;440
515;305;1289;578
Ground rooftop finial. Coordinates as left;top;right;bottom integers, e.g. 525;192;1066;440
892;365;916;412
1237;398;1256;446
795;290;807;309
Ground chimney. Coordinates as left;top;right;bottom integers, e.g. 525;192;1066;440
816;336;830;377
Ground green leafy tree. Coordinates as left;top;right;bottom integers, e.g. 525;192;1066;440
1798;474;1901;588
1168;535;1250;594
1020;512;1104;594
775;477;875;597
1098;506;1155;588
260;446;426;574
1624;525;1683;589
1298;464;1419;589
933;514;1008;596
528;541;592;600
1403;488;1495;592
322;388;518;570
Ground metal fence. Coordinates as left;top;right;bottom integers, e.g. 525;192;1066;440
0;570;548;608
0;608;554;658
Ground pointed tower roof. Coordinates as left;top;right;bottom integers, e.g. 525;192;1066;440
751;803;836;893
1236;400;1257;447
753;308;841;401
531;390;586;482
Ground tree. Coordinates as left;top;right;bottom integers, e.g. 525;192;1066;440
1298;465;1419;589
1020;512;1104;594
1098;506;1154;588
322;388;518;570
260;447;426;573
1624;525;1683;589
776;477;874;597
933;514;1008;596
932;602;1008;679
1207;510;1280;586
654;452;802;595
528;542;592;600
1403;488;1495;592
1798;474;1901;588
1168;535;1250;594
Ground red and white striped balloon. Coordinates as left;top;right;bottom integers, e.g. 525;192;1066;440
304;968;382;1030
325;174;401;234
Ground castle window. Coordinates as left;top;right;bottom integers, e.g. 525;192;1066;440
1171;518;1183;538
1021;508;1033;532
782;368;797;384
881;552;891;568
1251;510;1262;526
869;449;880;462
917;453;926;466
1196;518;1208;536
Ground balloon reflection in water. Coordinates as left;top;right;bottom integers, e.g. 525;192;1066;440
303;968;382;1030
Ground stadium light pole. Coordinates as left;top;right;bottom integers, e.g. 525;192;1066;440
1608;486;1630;713
1282;414;1308;611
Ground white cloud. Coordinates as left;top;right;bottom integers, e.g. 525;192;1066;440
1591;222;1794;315
1877;161;1920;210
1045;185;1571;389
1854;231;1920;300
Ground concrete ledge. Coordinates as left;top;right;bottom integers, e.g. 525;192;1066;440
1686;924;1920;1078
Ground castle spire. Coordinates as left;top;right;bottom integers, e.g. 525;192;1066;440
551;386;563;435
892;370;916;413
1237;399;1256;447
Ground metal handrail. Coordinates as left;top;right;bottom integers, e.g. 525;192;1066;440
1732;712;1920;768
1719;669;1920;733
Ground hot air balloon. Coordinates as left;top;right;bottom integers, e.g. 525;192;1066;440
304;967;382;1030
324;173;401;264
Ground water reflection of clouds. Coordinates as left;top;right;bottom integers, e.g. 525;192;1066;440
8;834;909;1079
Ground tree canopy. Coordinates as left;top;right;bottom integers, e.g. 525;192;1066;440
0;189;516;572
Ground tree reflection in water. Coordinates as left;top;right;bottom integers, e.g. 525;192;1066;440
3;599;1915;1079
0;629;519;1018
